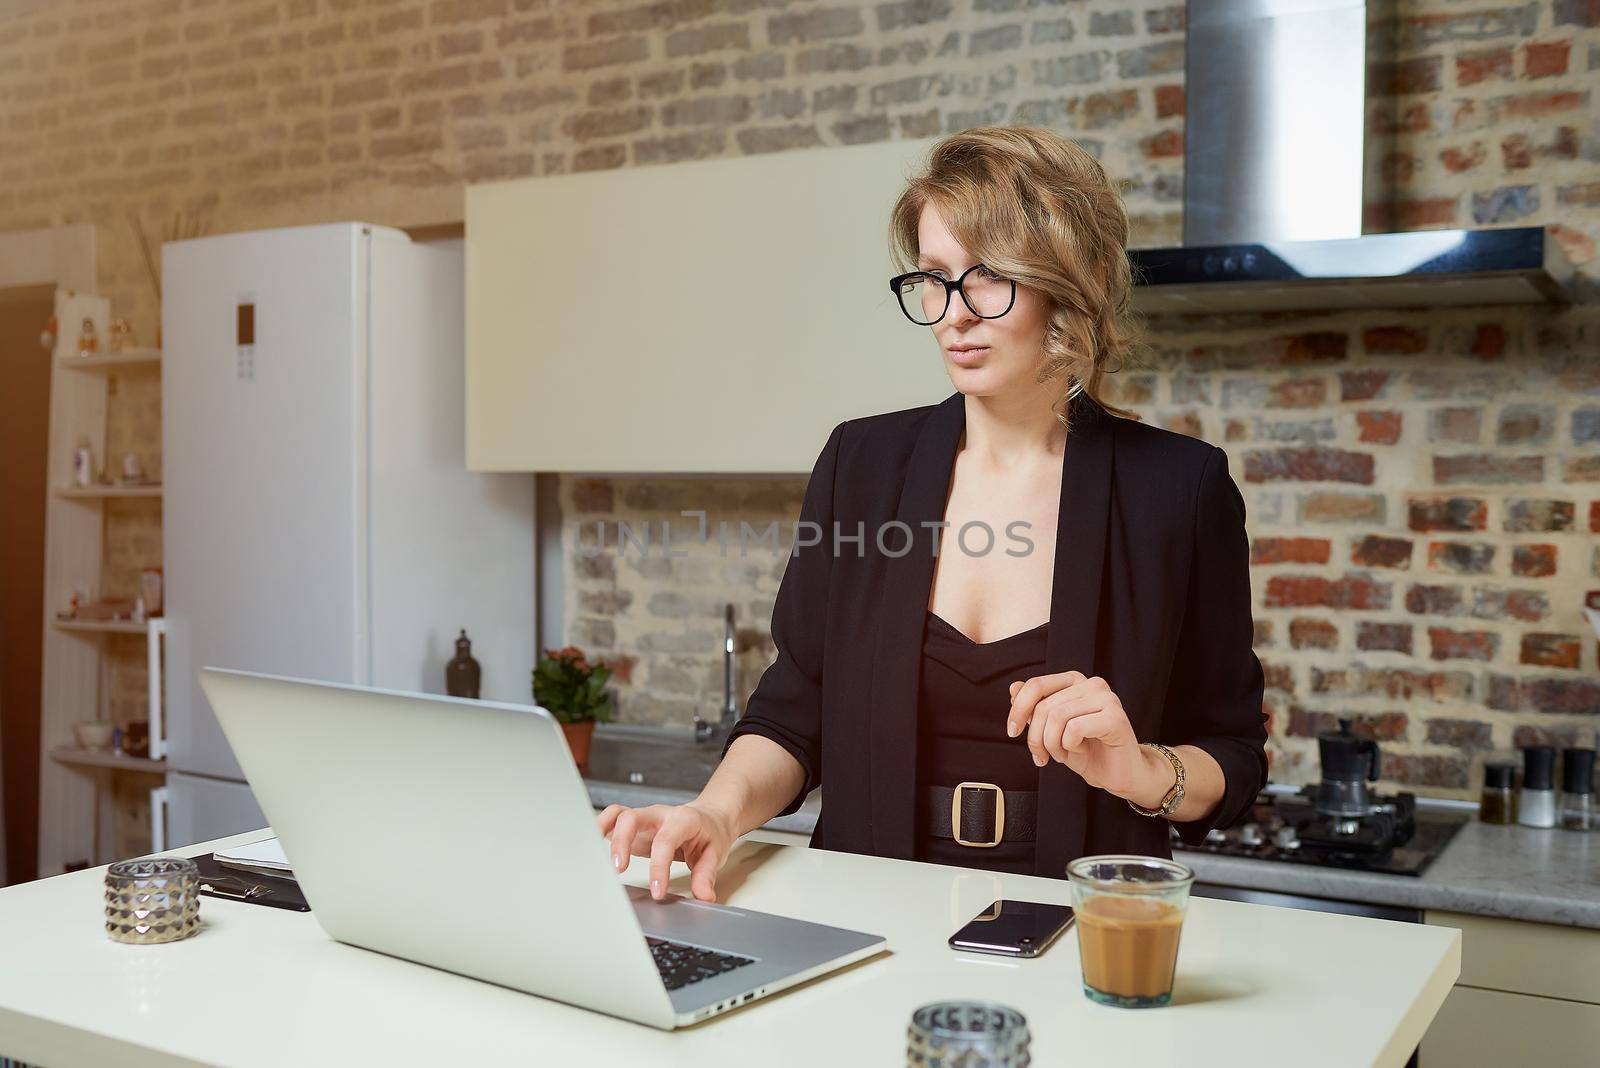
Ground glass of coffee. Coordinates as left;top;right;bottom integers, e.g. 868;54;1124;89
1066;854;1194;1008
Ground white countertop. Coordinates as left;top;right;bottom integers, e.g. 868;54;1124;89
0;827;1458;1068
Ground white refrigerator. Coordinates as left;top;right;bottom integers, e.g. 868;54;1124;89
158;222;536;849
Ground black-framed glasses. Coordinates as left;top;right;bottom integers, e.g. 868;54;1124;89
888;263;1017;325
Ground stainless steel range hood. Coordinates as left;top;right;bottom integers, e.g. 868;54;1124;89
1129;0;1574;314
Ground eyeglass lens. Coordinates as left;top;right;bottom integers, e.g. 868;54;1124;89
895;268;1013;325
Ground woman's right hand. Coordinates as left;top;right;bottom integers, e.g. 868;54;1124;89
596;801;737;903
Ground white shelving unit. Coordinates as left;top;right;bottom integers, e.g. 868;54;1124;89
55;348;161;371
53;484;162;499
36;287;166;874
50;618;147;635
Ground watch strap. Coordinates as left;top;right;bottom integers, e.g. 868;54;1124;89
1127;742;1185;818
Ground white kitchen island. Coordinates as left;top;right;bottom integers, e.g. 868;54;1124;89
0;827;1458;1068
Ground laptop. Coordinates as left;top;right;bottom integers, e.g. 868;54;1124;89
196;667;886;1029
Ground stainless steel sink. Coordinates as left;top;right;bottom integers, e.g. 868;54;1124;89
583;724;723;793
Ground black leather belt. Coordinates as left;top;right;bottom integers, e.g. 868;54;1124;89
923;782;1037;847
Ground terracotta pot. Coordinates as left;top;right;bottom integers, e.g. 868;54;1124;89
561;720;596;774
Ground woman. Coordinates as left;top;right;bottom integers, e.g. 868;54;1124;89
599;125;1268;903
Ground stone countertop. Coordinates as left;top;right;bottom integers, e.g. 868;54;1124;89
585;777;1600;930
1182;819;1600;929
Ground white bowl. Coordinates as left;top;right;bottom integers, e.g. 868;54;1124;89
74;721;115;750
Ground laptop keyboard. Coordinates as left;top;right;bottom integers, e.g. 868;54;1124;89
645;936;756;991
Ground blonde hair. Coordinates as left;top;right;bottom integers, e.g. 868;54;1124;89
888;124;1143;425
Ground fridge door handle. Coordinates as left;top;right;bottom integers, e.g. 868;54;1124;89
150;785;169;854
146;618;166;762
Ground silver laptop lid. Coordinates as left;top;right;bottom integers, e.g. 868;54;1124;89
197;667;677;1029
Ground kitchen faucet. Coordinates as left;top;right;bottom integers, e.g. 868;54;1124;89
693;603;740;744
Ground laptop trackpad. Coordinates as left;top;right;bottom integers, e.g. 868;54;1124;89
626;884;766;952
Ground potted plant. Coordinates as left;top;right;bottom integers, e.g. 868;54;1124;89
532;645;613;774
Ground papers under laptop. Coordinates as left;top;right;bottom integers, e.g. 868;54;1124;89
213;837;294;879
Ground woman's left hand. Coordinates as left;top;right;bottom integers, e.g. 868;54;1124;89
1005;672;1147;797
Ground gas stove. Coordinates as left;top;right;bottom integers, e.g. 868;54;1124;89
1171;789;1469;877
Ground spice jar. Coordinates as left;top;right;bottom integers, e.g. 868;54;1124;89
1561;748;1596;832
1518;746;1557;829
1479;762;1517;825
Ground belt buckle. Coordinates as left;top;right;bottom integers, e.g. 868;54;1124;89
951;781;1005;848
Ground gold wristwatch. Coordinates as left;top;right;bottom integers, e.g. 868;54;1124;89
1127;742;1185;818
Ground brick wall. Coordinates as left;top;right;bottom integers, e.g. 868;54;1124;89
2;0;1596;812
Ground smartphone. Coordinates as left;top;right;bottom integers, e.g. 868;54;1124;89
948;899;1075;958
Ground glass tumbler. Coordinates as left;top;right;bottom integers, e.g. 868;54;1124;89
906;1000;1030;1067
105;857;202;944
1066;854;1194;1008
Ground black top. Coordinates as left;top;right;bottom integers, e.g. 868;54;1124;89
723;390;1269;877
915;610;1049;874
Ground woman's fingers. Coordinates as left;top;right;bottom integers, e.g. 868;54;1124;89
648;814;694;900
1006;670;1086;738
1062;708;1121;751
608;809;641;871
687;843;722;903
595;803;625;836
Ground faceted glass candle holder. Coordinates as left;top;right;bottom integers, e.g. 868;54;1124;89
906;1000;1031;1067
105;857;202;944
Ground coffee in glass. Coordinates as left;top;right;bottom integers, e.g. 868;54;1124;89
1066;855;1194;1008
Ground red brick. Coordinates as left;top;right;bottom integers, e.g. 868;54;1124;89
1351;535;1413;569
1523;676;1600;713
1282;331;1349;363
1439;142;1487;174
1269;379;1328;407
1525;40;1571;78
1409;497;1487;532
1289;618;1339;650
1245;447;1375;485
1357;410;1402;444
1406;584;1464;615
1310;666;1473;702
1560;182;1600;208
1433;454;1544;485
1253;620;1274;648
1363;325;1428;355
1302;492;1387;524
1474;588;1549;622
1252;537;1332;565
1356;621;1414;654
1385;754;1469;789
1500;90;1587;119
1393;197;1457;228
1565;456;1600;482
1371;56;1441;94
1503;498;1574;532
1153;84;1184;118
1140;129;1183;159
1591;501;1600;532
1428;541;1496;574
1264;574;1391;610
1262;662;1294;692
1469;323;1508;359
1428;407;1481;444
1555;0;1600;28
1428;626;1499;661
1456;47;1513;86
1521;633;1581;669
1340;370;1391;402
1513;724;1586;748
1511;544;1557;577
1287;707;1407;741
1427;718;1493;749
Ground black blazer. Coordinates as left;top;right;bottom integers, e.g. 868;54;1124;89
724;389;1268;879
